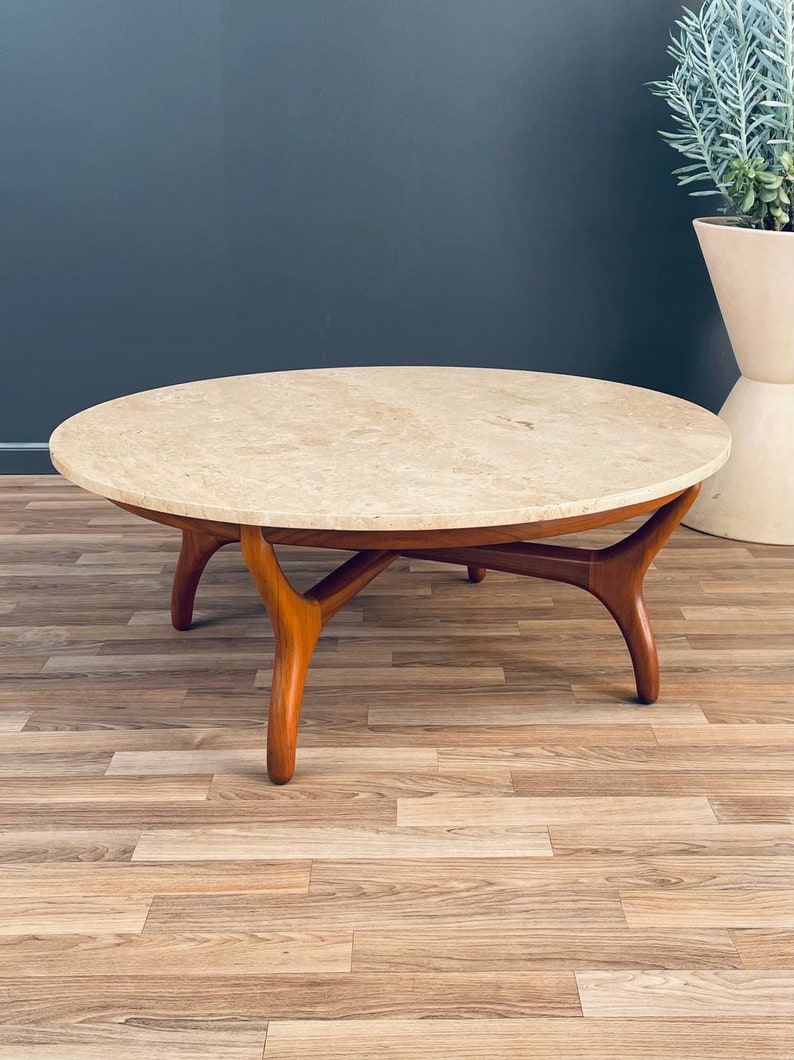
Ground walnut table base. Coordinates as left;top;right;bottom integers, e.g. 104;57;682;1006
117;484;699;784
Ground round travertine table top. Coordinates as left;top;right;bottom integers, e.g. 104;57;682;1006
49;367;731;531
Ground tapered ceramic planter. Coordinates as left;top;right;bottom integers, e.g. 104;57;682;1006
684;218;794;545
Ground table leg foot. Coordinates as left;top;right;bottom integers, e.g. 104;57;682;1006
171;528;231;631
467;565;487;583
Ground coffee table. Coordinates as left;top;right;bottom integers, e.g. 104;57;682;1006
50;367;730;784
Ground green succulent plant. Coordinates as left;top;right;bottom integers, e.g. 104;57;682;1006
650;0;794;231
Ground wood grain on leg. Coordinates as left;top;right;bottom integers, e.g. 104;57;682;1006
240;526;323;784
171;528;232;631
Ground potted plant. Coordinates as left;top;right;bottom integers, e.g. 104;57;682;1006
650;0;793;544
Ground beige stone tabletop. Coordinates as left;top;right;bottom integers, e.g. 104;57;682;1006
49;367;731;531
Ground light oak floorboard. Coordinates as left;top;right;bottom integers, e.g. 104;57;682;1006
0;776;211;802
0;830;139;863
709;797;794;823
441;725;661;762
0;972;581;1019
512;770;794;797
297;666;506;689
0;800;398;830
143;887;621;933
107;747;438;776
396;795;718;827
550;825;793;857
0;895;151;935
702;702;794;724
0;711;32;731
0;752;112;776
620;888;794;928
731;930;794;968
309;855;794;892
653;724;794;747
132;825;553;862
575;969;794;1017
208;770;514;801
0;931;353;975
368;702;708;726
0;687;187;711
0;728;276;752
438;745;791;771
351;927;742;971
0;861;311;897
0;1023;268;1060
261;1018;794;1060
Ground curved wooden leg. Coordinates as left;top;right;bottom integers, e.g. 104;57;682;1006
240;526;322;784
171;529;231;631
467;565;487;583
587;485;700;704
403;485;701;704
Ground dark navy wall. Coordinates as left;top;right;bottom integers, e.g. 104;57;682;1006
1;0;736;471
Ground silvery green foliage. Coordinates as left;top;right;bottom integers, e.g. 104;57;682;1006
650;0;794;230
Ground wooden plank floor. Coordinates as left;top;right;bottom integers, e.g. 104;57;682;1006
0;474;792;1060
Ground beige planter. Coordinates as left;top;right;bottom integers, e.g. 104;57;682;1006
684;218;794;544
